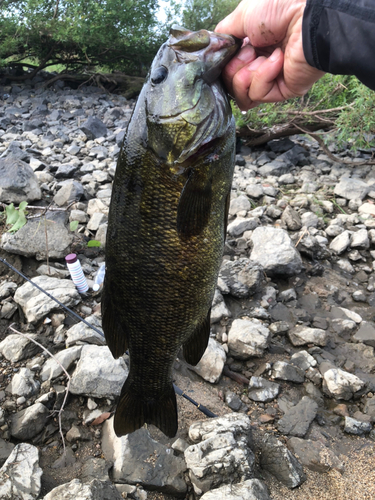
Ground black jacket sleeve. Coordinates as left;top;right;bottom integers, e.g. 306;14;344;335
302;0;375;90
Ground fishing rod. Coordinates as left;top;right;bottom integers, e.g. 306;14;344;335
0;256;218;419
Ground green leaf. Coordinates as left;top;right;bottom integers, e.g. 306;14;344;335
7;210;27;233
19;201;28;211
70;220;79;231
5;203;18;225
87;240;101;247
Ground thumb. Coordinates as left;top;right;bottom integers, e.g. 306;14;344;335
215;4;247;38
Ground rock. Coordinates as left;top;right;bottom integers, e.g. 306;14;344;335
53;180;85;206
329;230;351;254
40;346;82;381
6;367;40;397
248;376;280;402
227;217;260;237
229;195;251;216
250;227;302;276
191;338;226;383
80;116;108;140
272;361;305;383
211;292;231;323
290;350;317;371
80;457;112;483
65;315;105;347
69;345;128;398
288;326;327;346
344;416;372;435
10;402;49;440
102;422;187;496
0;281;17;299
334;177;369;200
14;276;81;323
359;202;375;216
321;363;365;400
219;259;262;298
0;439;15;467
301;211;320;228
277;397;318;437
287;437;344;473
228;318;271;359
43;478;122;500
185;414;255;495
0;157;41;203
0;443;42;500
0;333;40;362
353;322;375;347
200;479;271;500
55;164;78;179
351;229;370;249
246;184;264;198
260;434;306;489
1;211;73;260
258;160;289;177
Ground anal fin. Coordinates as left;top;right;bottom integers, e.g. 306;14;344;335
101;280;129;359
114;379;178;438
183;308;211;366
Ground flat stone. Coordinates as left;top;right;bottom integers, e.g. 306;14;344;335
329;230;351;254
334;177;369;200
80;116;108;140
40;346;82;381
344;416;372;435
287;437;344;473
0;443;42;500
250;227;302;276
200;479;271;500
14;276;81;323
102;422;187;496
43;478;122;500
248;376;280;402
288;326;327;346
65;315;105;347
359;203;375;216
10;403;49;440
260;434;306;489
191;338;226;384
228;318;271;360
353;322;375;347
227;217;260;237
69;345;128;398
277;397;318;437
272;361;305;383
0;334;40;362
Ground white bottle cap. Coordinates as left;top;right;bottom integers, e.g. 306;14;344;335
93;284;100;291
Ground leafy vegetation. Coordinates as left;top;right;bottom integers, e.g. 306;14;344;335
181;0;241;32
234;74;375;150
5;202;28;233
0;0;165;77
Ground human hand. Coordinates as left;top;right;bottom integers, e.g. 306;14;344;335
216;0;325;110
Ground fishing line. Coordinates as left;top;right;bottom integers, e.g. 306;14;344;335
0;257;105;337
0;257;217;418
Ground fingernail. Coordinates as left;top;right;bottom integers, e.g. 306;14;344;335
237;45;255;62
247;58;263;72
269;48;281;62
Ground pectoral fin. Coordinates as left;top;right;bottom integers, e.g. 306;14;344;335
183;308;211;365
177;170;212;239
102;280;129;359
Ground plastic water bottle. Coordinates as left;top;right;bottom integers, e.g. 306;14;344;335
65;253;89;293
93;263;106;291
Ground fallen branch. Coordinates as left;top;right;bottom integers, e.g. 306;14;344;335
9;324;71;456
293;124;375;165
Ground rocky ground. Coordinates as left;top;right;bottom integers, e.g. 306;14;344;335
0;72;375;500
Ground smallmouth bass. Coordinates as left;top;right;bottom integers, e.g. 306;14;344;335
102;26;240;437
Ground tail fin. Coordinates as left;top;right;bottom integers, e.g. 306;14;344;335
114;378;178;438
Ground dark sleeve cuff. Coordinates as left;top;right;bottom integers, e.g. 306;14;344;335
302;0;375;90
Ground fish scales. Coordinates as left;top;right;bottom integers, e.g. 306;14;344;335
102;25;240;437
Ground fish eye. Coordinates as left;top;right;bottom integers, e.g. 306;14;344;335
151;66;168;85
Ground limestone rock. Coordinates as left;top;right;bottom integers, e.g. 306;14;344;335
191;338;226;384
288;326;327;347
69;345;128;398
0;157;41;203
277;397;318;437
228;318;271;360
219;259;262;298
43;478;122;500
248;376;280;402
14;276;81;323
0;443;42;500
321;363;365;400
10;403;49;440
102;422;187;496
250;227;302;276
40;346;82;381
0;334;40;362
200;479;271;500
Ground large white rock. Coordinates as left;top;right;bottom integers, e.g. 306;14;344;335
329;230;351;254
43;478;122;500
14;276;81;323
185;414;255;495
6;367;40;397
191;338;226;384
200;479;271;500
334;177;369;200
288;326;328;347
249;227;302;276
0;334;39;362
69;345;128;398
321;363;365;400
228;319;270;359
0;443;42;499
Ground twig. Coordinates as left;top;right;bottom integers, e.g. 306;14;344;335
9;324;70;456
295;227;310;248
293;124;375;165
52;0;60;19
